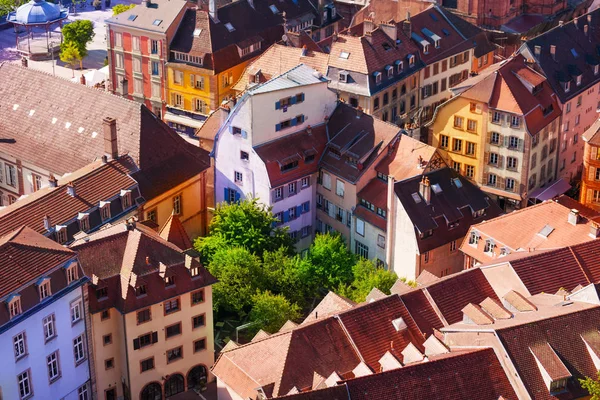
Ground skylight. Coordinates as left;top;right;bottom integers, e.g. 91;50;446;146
225;22;235;32
430;13;438;21
153;19;162;26
339;51;350;59
193;28;202;37
431;183;442;194
442;28;450;36
269;4;279;13
538;224;555;238
453;178;462;188
382;42;391;51
571;48;579;58
127;14;137;21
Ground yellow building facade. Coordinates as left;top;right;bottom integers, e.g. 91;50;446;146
428;96;486;184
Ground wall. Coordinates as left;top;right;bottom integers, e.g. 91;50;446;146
581;141;600;210
351;212;387;267
391;198;419;279
216;379;245;400
0;285;90;400
316;172;357;244
480;262;531;298
471;51;494;75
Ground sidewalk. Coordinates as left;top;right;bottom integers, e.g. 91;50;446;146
0;0;138;80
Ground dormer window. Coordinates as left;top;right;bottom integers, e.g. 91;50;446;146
408;55;415;67
38;278;51;301
55;225;67;244
395;60;403;73
435;38;440;48
595;65;599;75
100;201;111;221
165;276;175;287
564;81;571;92
78;213;90;233
190;265;200;277
339;71;348;82
386;65;393;78
121;189;132;210
135;284;147;297
468;230;480;245
576;75;582;86
66;263;78;284
7;295;22;318
423;44;429;54
484;239;495;253
374;71;382;84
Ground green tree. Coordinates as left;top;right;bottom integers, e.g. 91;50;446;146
262;248;310;307
208;247;264;315
337;259;398;303
302;233;355;291
0;0;26;17
581;372;600;399
62;20;95;69
112;3;135;15
195;198;294;261
249;291;301;335
60;41;82;78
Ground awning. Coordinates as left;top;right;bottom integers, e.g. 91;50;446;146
529;178;571;201
481;186;522;202
164;112;205;129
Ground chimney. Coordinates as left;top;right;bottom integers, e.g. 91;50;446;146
417;155;424;169
568;209;580;226
356;106;363;118
306;125;312;135
364;18;375;34
419;176;431;205
145;256;151;265
48;174;58;188
380;21;397;42
590;222;600;238
43;215;52;231
301;45;308;56
550;45;556;61
126;217;136;231
66;182;76;197
142;0;151;7
584;24;589;36
402;12;411;38
101;155;108;164
574;17;579;28
119;77;128;96
534;45;541;56
588;14;592;24
559;20;564;27
364;30;373;44
21;57;28;68
209;0;219;22
103;117;118;160
80;74;86;85
332;31;337;42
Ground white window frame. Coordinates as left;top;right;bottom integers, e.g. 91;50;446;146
39;280;51;300
71;299;82;324
73;335;86;364
173;194;182;215
47;351;60;382
13;331;27;359
43;314;56;341
336;179;345;197
18;369;32;399
356;218;365;236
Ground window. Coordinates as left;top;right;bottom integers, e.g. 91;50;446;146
55;226;67;244
322;172;332;190
78;384;89;400
424;251;430;263
377;207;386;218
9;297;22;318
288;182;297;196
508;136;519;150
274;187;283;200
66;265;78;285
550;378;567;392
71;299;82;324
190;265;200;277
484;240;495;253
14;331;27;359
32;173;42;192
165;276;175;287
488;174;497;186
336;180;345;197
574;133;579;144
507;157;518;170
489;153;499;165
43;314;56;341
152;82;161;98
529;173;537;189
506;178;516;191
511;115;520;127
469;231;479;245
103;334;112;346
453;161;461;172
233;171;243;185
374;97;380;110
492;111;502;124
240;151;249;161
150;39;159;54
453;116;463;128
105;358;114;370
166;323;182;339
466;142;476;156
450;240;457;252
439;134;449;148
174;70;183;84
281;160;298;172
302;225;310;237
141;357;154;372
355;241;369;259
18;370;32;399
101;309;110;320
100;202;111;221
467;119;477;132
114;32;122;47
452;138;463;152
73;335;86;364
531;153;537;169
192;314;205;329
194;338;207;353
164;298;180;314
465;165;475;178
133;58;141;73
289;207;297;220
299;176;310;189
356;218;365;236
6;164;17;187
191;289;204;305
167;346;183;363
137;308;151;324
151;61;160;76
135;284;147;297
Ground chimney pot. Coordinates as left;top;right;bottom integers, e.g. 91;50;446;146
568;209;580;226
301;45;308;56
103;117;118;160
209;0;219;22
590;222;600;238
66;182;76;197
43;215;52;231
559;20;564;27
48;174;58;188
21;57;28;68
584;25;589;36
419;176;431;205
80;74;86;85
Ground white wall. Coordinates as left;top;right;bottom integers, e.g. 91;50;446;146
391;197;419;279
0;285;90;400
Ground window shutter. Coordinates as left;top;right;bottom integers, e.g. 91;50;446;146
300;115;305;123
518;139;524;152
290;96;297;105
275;101;281;110
158;62;162;77
498;177;505;189
224;188;229;202
276;123;281;131
590;167;596;181
147;38;151;54
241;130;248;139
503;136;509;147
152;331;158;343
498;156;504;168
300;93;305;102
157;40;162;57
483;172;489;185
148;60;152;75
486;131;491;144
229;125;234;134
498;134;504;147
588;189;593;203
133;338;140;350
484;152;489;165
296;205;303;217
291;117;297;126
190;74;195;86
283;211;290;223
235;191;241;202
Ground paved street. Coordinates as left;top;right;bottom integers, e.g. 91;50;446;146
0;0;139;79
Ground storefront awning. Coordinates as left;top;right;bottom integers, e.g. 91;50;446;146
529;178;571;201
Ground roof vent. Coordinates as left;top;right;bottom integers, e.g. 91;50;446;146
568;209;579;226
534;45;541;56
66;182;76;197
590;222;600;238
392;317;407;331
48;174;58;188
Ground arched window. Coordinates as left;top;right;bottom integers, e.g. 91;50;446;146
164;374;184;398
140;382;162;400
187;365;208;390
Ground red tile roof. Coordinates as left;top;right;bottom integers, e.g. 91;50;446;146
302;291;356;324
356;178;387;210
375;134;443;182
529;342;571;380
353;205;386;231
159;213;193;250
399;289;444;335
254;124;328;187
0;227;75;299
583;118;600;147
0;157;138;238
425;269;500;324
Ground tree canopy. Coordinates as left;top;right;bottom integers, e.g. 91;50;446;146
62;20;95;67
0;0;26;17
581;373;600;399
303;233;355;290
112;3;135;15
248;291;301;336
337;259;398;303
59;41;82;77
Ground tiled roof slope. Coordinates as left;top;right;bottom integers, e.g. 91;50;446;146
375;134;442;182
0;63;209;187
524;8;600;103
461;200;598;264
169;0;315;74
280;348;518;400
425;268;499;324
321;104;401;183
399;289;444;336
106;0;187;33
159;213;193;250
396;167;503;253
302;291;356;324
0;157;138;238
233;44;329;92
254;124;328;187
583;117;600;146
497;307;600;399
0;227;74;299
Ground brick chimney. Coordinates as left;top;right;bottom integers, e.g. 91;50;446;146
402;12;411;38
380;21;397;42
419;176;431;205
80;74;86;85
48;174;58;188
21;57;28;68
66;182;76;197
43;215;52;231
103;117;118;160
568;209;579;226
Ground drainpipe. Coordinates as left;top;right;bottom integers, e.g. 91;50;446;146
385;175;395;268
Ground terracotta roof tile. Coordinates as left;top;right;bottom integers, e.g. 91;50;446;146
356;179;387;210
159;213;193;250
365;287;386;302
462;303;494;325
416;269;439;285
529;342;571;380
302;291;356;324
389;278;413;295
399;289;444;336
503;290;538;312
375;134;442;181
480;297;512;319
425;269;500;325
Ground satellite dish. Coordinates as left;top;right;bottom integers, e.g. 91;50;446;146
282;34;288;42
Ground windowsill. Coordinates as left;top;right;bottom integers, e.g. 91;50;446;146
15;353;28;362
192;324;206;331
167;357;183;365
45;335;57;344
137;319;152;326
75;358;87;367
164;310;181;316
165;333;182;341
49;374;62;385
71;318;83;327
